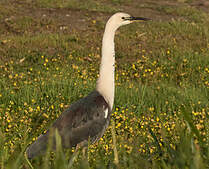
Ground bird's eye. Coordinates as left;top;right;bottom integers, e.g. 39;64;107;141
121;16;131;21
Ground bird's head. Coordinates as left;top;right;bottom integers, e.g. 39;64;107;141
106;12;151;31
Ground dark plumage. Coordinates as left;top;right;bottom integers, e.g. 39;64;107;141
26;90;111;159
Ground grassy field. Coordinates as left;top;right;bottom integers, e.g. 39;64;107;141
0;0;209;168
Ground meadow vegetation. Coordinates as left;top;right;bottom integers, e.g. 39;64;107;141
0;0;209;168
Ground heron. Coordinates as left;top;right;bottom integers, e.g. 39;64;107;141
26;12;150;159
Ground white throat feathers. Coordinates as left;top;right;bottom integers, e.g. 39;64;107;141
96;17;117;110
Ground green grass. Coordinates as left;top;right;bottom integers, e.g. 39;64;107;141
0;0;209;168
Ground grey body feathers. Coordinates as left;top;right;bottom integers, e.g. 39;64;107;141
26;90;111;159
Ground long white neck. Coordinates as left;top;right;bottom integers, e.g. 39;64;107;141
96;23;117;110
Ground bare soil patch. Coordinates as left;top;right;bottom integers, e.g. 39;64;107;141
1;0;208;36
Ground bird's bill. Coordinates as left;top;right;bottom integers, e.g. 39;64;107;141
123;16;151;22
130;16;151;21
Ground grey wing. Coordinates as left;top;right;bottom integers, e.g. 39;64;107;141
26;91;111;159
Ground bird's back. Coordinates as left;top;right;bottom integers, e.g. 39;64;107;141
26;90;111;159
